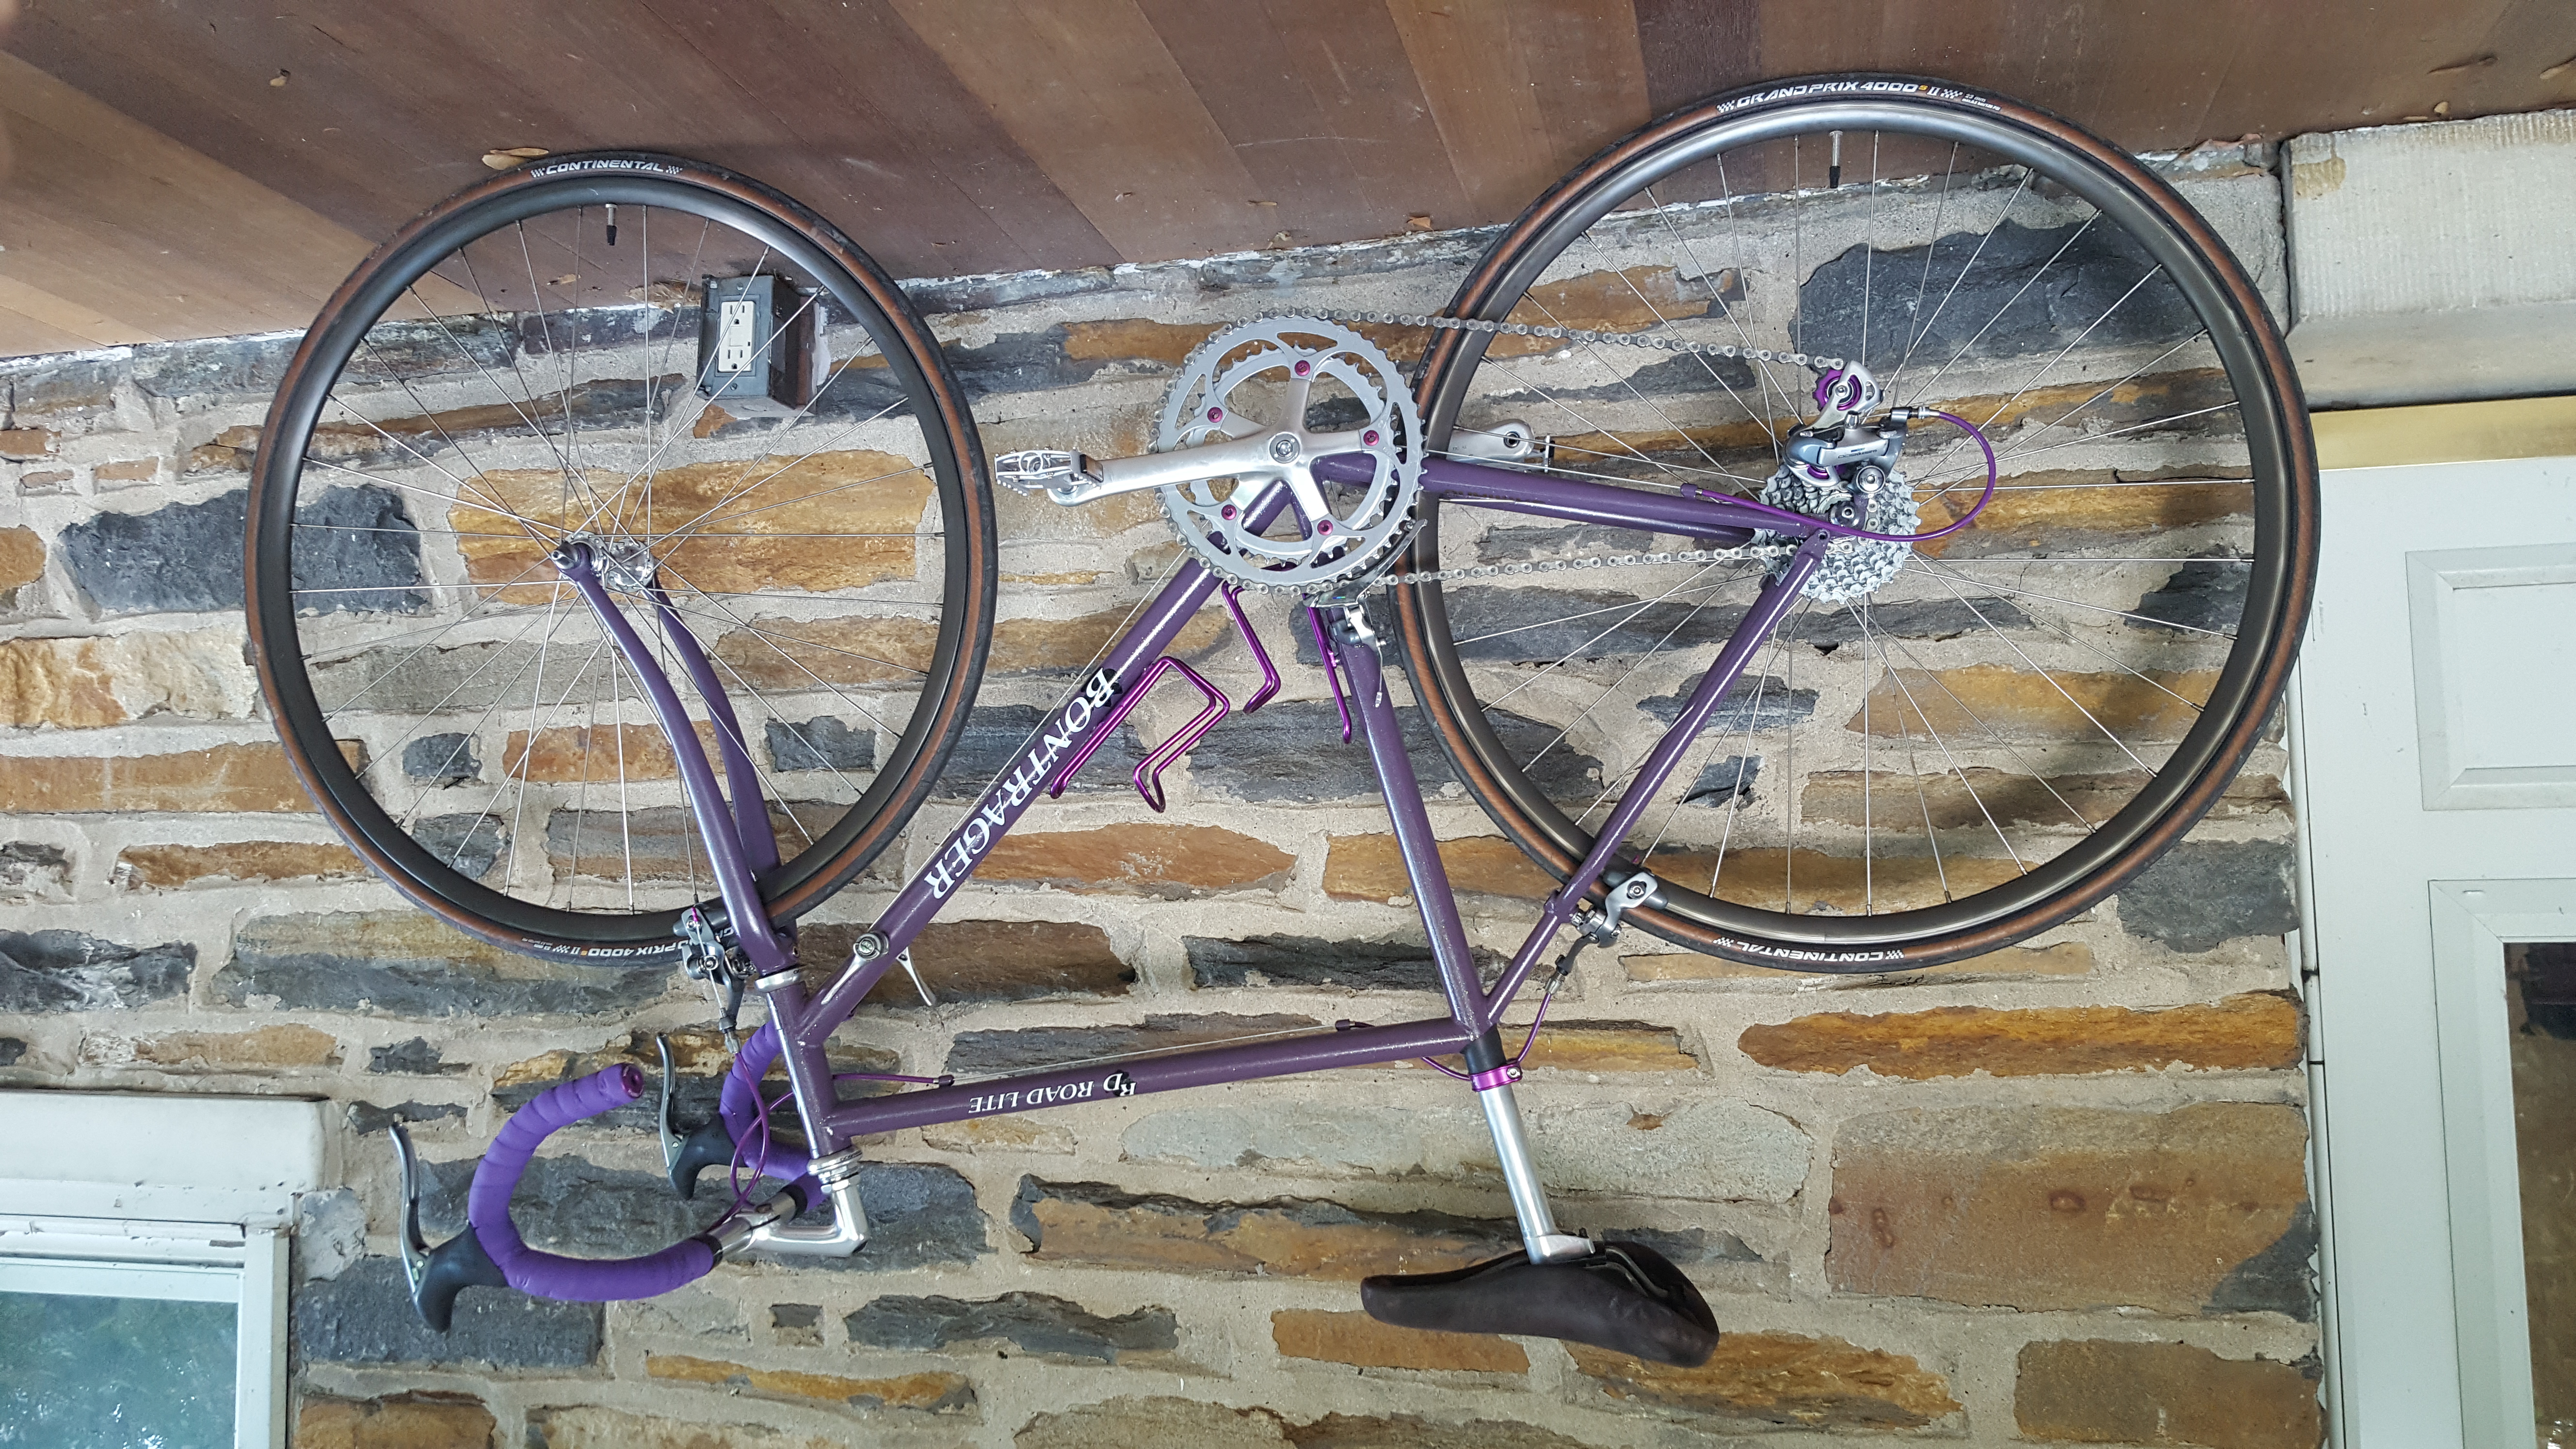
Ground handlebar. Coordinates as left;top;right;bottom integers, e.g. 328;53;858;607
399;1063;728;1329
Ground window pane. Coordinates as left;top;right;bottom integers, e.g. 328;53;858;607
0;1289;237;1449
2509;941;2576;1449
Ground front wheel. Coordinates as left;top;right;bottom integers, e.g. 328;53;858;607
247;154;997;962
1396;77;2317;968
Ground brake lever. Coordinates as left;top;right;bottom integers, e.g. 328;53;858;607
387;1122;432;1298
656;1035;684;1176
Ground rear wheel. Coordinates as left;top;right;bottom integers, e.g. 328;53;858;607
248;154;996;962
1395;77;2316;968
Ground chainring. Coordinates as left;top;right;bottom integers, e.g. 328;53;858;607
1154;317;1422;596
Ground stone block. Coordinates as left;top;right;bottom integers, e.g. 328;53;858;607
934;703;1145;800
60;486;424;616
111;840;362;889
294;1391;497;1449
948;1013;1318;1077
2117;839;2299;952
0;740;350;813
1914;467;2250;557
975;823;1294;897
1628;939;2094;982
1011;1176;1518;1280
1417;1020;1696;1075
0;358;119;420
0;1039;24;1066
79;1023;340;1071
1184;701;1603;805
0;630;257;728
93;458;159;485
801;918;1133;1006
16;468;72;493
215;911;670;1018
293;1255;602;1367
402;733;481;783
1016;1397;1287;1449
1121;1097;1799;1202
1060;317;1219;369
1828;1103;2312;1316
2014;1339;2322;1449
343;1100;467;1134
1801;768;2288;832
0;427;58;459
525;1405;887;1449
454;453;929;599
1568;1334;1961;1430
0;929;193;1012
1739;993;2302;1079
646;1353;974;1415
1286;1413;1597;1449
767;715;875;773
1849;664;2219;743
1322;834;1552;902
1184;932;1502;993
544;803;828;883
921;1115;1077;1155
0;842;74;903
504;719;724;782
0;526;40;592
769;1302;823;1347
367;1037;458;1074
1682;845;2022;916
1270;1309;1529;1373
132;334;301;402
845;1291;1177;1365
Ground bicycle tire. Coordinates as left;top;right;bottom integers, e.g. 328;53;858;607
1394;76;2317;969
248;153;996;962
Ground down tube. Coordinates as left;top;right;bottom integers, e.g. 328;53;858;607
792;555;1240;1041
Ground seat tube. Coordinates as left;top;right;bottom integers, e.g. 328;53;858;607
1327;606;1589;1264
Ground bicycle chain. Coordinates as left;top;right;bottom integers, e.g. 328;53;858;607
1230;307;1824;600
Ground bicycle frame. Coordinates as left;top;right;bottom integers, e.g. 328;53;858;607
558;452;1828;1253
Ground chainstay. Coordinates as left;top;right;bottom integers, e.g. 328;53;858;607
1233;309;1825;601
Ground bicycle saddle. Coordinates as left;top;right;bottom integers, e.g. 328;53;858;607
1359;1239;1719;1367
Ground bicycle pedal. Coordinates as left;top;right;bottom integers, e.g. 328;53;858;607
993;449;1098;497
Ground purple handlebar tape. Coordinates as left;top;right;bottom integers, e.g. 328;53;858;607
467;1064;717;1301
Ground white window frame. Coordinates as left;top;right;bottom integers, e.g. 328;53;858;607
0;1092;327;1449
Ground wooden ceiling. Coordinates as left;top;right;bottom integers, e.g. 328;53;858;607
2;0;2570;359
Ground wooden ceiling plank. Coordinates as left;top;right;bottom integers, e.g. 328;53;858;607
1133;0;1377;249
0;71;367;315
638;0;1117;278
6;3;469;242
1633;0;1764;118
1261;0;1478;238
1383;0;1559;225
883;0;1275;261
0;274;158;350
1515;0;1655;179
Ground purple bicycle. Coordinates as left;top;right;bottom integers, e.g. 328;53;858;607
244;76;2315;1366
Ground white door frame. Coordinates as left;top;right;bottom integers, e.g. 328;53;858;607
2426;880;2576;1446
2297;395;2576;1448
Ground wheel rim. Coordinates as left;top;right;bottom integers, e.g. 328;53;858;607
249;158;990;955
1399;82;2313;963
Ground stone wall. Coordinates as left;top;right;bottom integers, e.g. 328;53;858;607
0;145;2319;1448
